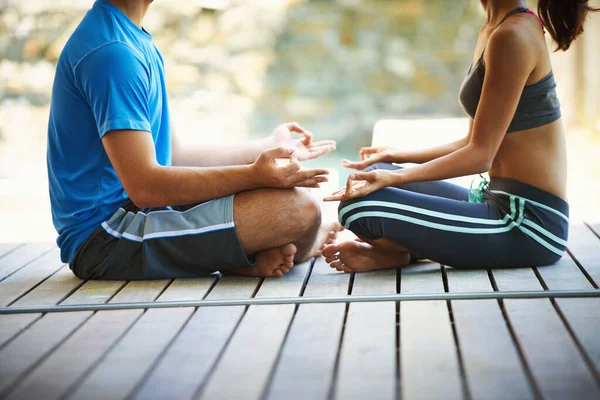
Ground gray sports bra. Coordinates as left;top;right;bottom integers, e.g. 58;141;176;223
458;7;561;133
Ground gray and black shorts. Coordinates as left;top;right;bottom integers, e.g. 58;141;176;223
70;195;254;280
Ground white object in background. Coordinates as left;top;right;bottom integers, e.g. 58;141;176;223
372;118;474;187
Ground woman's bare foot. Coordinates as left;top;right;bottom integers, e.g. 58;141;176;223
224;243;297;277
322;240;409;273
308;221;344;257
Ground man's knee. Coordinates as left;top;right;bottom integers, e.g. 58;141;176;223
289;188;321;236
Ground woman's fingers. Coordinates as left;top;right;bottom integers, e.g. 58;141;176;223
345;173;354;194
323;193;346;202
349;171;377;182
322;173;378;202
342;158;372;170
359;147;382;160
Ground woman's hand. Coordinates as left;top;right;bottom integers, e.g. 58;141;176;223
323;169;394;202
342;146;398;170
271;122;336;162
252;147;329;189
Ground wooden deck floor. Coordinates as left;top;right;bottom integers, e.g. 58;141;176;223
0;221;599;399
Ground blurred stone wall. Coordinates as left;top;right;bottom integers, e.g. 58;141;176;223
0;0;483;153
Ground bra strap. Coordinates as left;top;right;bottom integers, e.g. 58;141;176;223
496;7;528;27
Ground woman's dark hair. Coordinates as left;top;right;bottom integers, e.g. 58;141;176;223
538;0;600;51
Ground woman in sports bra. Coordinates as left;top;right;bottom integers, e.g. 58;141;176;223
322;0;599;272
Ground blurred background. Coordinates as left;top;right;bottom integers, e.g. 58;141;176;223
0;0;599;242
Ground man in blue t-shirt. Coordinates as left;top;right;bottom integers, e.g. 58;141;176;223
48;0;337;280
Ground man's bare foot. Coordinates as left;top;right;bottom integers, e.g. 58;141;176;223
308;221;344;257
224;243;297;277
322;240;409;273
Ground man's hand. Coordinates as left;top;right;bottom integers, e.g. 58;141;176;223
252;147;330;189
342;146;397;170
323;169;394;202
271;122;336;162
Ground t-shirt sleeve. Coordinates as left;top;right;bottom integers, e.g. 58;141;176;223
75;41;152;138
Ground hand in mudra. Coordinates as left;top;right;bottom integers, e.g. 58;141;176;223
323;169;394;202
342;146;395;170
271;122;336;162
252;147;330;189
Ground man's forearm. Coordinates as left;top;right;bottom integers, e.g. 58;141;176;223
131;164;257;208
172;137;275;167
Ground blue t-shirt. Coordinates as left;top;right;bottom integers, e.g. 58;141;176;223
47;0;171;264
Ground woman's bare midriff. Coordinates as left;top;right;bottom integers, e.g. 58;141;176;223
489;119;568;201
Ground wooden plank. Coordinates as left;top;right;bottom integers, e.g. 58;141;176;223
447;268;534;400
208;275;262;299
335;269;396;400
504;299;600;399
492;265;600;398
132;306;244;400
350;268;397;295
555;298;600;375
156;276;217;302
0;311;92;397
68;308;193;400
199;261;315;400
401;263;462;399
108;280;171;303
401;300;463;400
61;280;125;305
302;257;350;296
537;253;594;290
199;305;295;400
545;223;600;377
589;223;600;237
567;223;600;285
266;303;345;400
0;243;55;281
492;267;540;291
131;270;264;399
0;243;22;259
5;310;143;400
334;302;396;400
0;314;42;348
12;267;83;307
445;268;491;293
266;259;348;400
256;261;310;298
452;300;535;400
400;261;444;293
0;248;63;306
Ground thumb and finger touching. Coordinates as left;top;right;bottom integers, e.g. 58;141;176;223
263;146;295;161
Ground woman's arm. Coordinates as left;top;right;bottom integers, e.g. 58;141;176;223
326;26;536;201
343;122;473;170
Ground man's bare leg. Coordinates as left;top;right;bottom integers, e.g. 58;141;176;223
223;187;331;277
322;237;410;273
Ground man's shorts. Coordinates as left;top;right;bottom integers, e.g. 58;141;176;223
70;195;255;280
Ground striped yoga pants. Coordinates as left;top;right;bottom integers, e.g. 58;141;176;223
338;163;569;269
